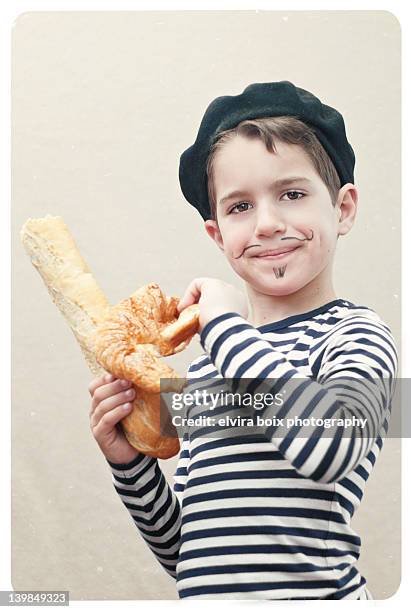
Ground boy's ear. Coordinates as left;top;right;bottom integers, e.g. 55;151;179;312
204;219;225;251
336;183;358;236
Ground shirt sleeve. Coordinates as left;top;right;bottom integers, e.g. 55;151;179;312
107;430;190;579
200;311;398;484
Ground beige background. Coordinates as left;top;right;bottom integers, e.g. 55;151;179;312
12;11;401;600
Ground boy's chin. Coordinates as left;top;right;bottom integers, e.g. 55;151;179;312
246;277;308;297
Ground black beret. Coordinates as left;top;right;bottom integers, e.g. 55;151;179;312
179;81;355;220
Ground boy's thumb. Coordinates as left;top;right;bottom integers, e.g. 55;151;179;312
177;296;189;312
177;278;204;312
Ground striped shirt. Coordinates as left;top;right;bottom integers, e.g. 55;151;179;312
108;298;398;600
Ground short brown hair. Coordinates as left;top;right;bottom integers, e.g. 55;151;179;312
206;116;341;221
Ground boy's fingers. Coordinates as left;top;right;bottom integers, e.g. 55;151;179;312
93;404;132;436
178;278;207;311
90;389;133;427
90;378;133;413
88;372;113;397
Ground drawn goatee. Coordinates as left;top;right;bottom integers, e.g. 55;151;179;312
274;265;287;279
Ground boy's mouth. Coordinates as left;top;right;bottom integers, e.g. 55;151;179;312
254;246;301;259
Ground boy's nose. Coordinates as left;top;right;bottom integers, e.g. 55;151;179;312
254;205;286;237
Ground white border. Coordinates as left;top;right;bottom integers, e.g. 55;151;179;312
2;1;408;611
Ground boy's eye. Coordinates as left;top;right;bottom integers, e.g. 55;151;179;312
229;201;252;214
281;191;305;201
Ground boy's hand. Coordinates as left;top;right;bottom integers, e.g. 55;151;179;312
88;373;140;465
177;277;248;332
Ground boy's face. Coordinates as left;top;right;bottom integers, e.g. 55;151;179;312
205;135;355;299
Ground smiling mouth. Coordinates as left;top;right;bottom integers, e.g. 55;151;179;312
254;246;300;259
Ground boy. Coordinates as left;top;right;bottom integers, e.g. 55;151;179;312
88;82;398;600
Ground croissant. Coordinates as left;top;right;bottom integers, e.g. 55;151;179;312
94;283;200;457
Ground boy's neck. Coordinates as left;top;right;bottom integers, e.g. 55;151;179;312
246;280;338;328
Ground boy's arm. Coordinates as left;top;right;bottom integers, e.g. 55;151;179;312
107;429;190;579
200;312;398;484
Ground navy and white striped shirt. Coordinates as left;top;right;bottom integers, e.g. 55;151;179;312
108;298;397;600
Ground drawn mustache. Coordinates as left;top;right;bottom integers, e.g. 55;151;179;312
234;229;314;259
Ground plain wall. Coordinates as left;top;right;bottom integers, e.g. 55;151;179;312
12;11;401;600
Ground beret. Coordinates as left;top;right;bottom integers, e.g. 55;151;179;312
179;81;355;220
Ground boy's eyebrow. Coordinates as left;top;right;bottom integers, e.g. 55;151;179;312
218;176;313;206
